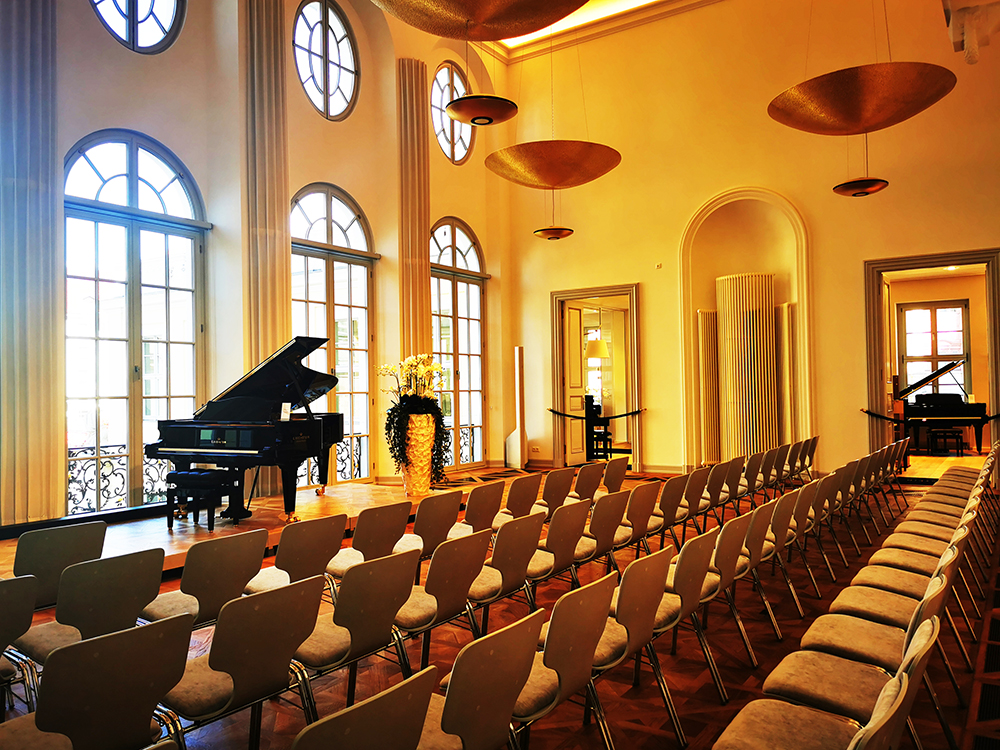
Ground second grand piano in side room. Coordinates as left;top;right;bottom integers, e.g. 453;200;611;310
896;358;988;453
144;336;345;520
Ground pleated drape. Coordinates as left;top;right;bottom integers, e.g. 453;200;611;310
0;0;66;524
397;58;432;358
244;0;292;370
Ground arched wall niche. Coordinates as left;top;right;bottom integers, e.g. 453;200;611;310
680;187;814;469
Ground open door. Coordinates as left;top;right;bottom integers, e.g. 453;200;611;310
562;304;588;466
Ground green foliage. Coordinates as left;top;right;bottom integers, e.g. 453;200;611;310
384;395;450;484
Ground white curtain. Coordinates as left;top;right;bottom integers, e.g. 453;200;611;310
0;0;66;524
398;58;432;358
244;0;292;370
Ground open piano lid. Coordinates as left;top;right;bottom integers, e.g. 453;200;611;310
194;336;338;420
898;357;965;401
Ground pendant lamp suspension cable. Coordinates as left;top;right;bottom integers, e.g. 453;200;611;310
882;0;893;61
804;0;814;79
550;33;555;140
575;29;590;141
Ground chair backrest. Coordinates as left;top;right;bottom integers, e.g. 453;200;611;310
903;574;948;648
742;452;764;492
788;480;818;545
541;467;577;514
851;454;871;495
13;520;107;608
275;514;347;583
657;475;688;523
683;466;711;507
58;548;164;639
33;614;194;750
703;462;729;506
848;674;909;750
489;512;546;597
290;666;437;750
811;472;840;520
724;456;746;502
803;435;820;466
351;501;412;559
743;500;777;568
618;482;659;547
712;511;754;590
758;448;779;488
423;530;492;624
896;617;940;719
571;462;606;502
181;528;268;626
440;610;547;750
541;499;592;574
602;456;629;494
504;473;544;517
332;549;422;662
835;459;860;503
463;481;504;532
585;491;629;559
784;441;803;477
0;575;37;653
764;490;799;559
541;573;618;707
412;490;463;556
770;444;790;483
211;576;325;711
613;546;673;656
671;527;720;618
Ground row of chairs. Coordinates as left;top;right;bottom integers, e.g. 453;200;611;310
713;442;998;750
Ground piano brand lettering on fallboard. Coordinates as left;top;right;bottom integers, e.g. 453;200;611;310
144;336;345;521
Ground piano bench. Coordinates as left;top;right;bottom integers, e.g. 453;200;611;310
928;428;964;457
166;470;238;532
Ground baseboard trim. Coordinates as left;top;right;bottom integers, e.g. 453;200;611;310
526;459;555;471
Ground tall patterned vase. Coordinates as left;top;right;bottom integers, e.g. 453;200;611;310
401;413;435;495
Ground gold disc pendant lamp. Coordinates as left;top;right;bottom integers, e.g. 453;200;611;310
446;93;517;125
533;189;574;240
485;140;621;189
368;0;589;41
833;134;889;196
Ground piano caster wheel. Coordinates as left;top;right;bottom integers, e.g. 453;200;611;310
173;505;189;520
282;512;301;524
315;485;326;496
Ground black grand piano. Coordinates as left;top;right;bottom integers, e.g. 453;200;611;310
898;358;988;453
144;336;344;518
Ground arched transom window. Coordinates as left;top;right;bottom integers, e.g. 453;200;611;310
91;0;185;53
431;62;473;164
430;218;486;468
290;184;374;484
293;0;360;120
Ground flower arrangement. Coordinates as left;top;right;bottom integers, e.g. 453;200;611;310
379;354;450;484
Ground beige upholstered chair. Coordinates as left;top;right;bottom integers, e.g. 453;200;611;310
764;443;790;497
597;547;685;746
808;472;848;576
291;667;437;750
784;480;822;598
447;480;504;539
734;499;782;640
593;456;629;502
572;490;628;584
142;529;266;628
721;455;746;519
709;511;757;667
392;530;492;673
614;481;659;561
0;614;193;750
523;499;591;609
468;511;546;636
0;575;37;717
679;466;711;539
566;461;605;503
713;673;910;750
12;521;106;609
393;490;464;580
12;548;164;702
696;461;731;531
647;474;690;549
157;577;325;748
738;451;766;510
533;466;577;521
244;514;347;594
418;610;546;750
759;490;805;618
326;500;412;595
296;549;421;712
756;447;779;503
491;473;544;531
510;574;618;747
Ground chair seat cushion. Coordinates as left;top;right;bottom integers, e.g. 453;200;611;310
393;533;425;556
326;547;364;579
0;714;73;750
900;510;962;528
13;622;82;665
651;591;683;632
446;523;473;540
912;501;965;517
713;699;859;750
592;619;630;670
467;565;503;603
612;525;635;547
800;614;904;672
394;587;438;631
917;493;969;507
294;617;353;670
880;533;948;558
645;514;665;535
762;650;887;724
892;521;955;542
827;585;917;629
163;654;234;719
417;692;462;750
141;590;200;623
574;536;598;563
665;564;720;602
867;547;938;577
512;652;560;722
492;510;515;531
526;549;555;581
244;565;291;595
850;565;928;600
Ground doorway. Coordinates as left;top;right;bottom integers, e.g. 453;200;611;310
550;285;640;469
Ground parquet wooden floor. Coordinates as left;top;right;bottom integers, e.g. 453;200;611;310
2;459;986;749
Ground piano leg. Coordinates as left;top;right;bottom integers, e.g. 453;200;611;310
280;462;302;521
315;448;331;496
220;470;251;521
974;423;984;454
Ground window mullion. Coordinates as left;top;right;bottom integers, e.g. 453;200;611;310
127;220;145;506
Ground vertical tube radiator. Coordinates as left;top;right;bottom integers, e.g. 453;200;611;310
697;310;721;464
775;302;796;444
717;274;778;458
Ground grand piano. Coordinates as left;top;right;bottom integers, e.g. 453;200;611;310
144;336;344;519
897;358;988;453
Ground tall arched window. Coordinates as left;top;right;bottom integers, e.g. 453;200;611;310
293;0;360;120
64;130;207;514
430;218;487;468
431;62;473;164
90;0;186;53
290;184;375;483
